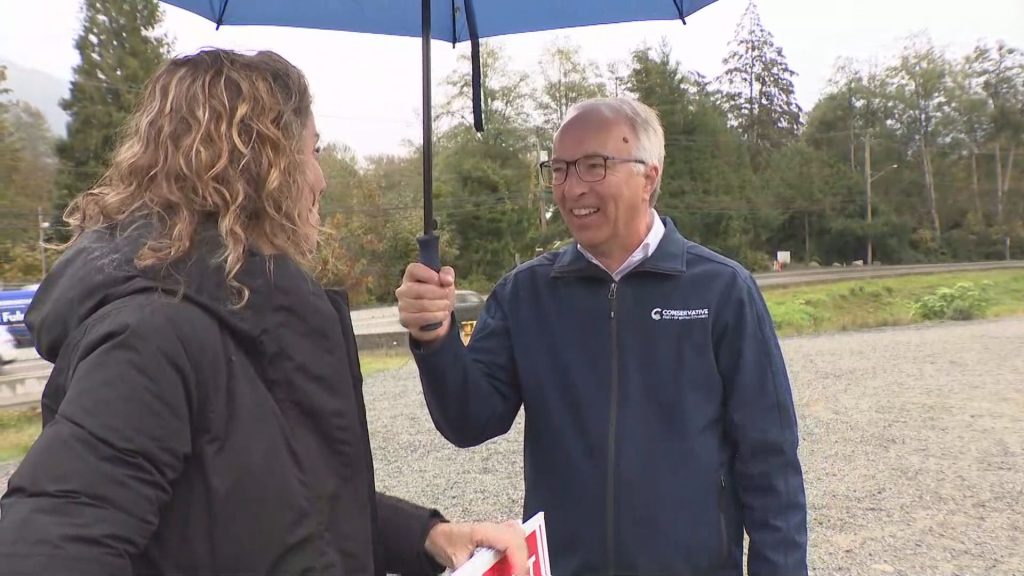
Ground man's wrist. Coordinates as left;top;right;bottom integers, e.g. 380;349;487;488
409;314;456;354
423;519;453;571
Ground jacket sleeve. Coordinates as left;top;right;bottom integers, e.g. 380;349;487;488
0;305;196;575
375;492;446;576
714;272;808;576
411;281;522;448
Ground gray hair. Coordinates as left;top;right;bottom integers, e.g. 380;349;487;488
560;97;666;205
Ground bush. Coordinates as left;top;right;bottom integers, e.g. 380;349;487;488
0;244;51;285
459;274;496;296
912;282;992;321
737;249;774;273
767;296;826;333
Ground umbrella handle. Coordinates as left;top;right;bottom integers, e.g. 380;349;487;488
417;232;444;332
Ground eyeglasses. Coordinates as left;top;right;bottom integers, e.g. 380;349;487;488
538;154;647;187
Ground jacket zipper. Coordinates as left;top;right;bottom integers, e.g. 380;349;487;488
606;281;619;574
719;472;729;565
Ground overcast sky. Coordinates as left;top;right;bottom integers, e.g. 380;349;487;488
1;0;1021;159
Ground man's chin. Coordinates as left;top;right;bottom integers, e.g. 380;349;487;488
573;234;606;254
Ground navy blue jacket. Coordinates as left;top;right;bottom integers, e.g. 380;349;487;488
413;218;807;576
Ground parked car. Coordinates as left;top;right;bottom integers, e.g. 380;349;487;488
453;289;486;344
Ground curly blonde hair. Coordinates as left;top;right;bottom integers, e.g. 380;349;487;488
64;49;317;304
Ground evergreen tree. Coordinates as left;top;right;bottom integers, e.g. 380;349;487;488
627;44;766;268
716;0;803;169
54;0;169;235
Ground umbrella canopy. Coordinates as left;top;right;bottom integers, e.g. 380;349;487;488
165;1;720;41
160;0;722;327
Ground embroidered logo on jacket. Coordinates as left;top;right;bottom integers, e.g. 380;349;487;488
650;307;709;321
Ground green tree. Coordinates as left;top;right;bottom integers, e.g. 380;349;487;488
806;59;935;264
626;43;766;269
434;42;550;285
947;51;995;222
0;64;27;248
888;35;953;243
440;42;535;151
1;68;58;257
716;0;803;169
54;0;169;236
533;38;607;137
316;146;432;304
761;143;859;264
969;40;1024;249
808;61;899;172
434;126;540;286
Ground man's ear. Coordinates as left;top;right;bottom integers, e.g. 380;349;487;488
644;164;661;199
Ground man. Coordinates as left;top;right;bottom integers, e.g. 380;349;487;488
396;97;807;576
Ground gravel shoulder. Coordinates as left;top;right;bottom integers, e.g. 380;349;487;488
365;317;1024;575
3;317;1022;575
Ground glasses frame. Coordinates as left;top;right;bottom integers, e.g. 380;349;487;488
538;154;648;187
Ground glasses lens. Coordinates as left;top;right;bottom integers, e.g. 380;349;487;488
578;155;607;182
544;161;568;185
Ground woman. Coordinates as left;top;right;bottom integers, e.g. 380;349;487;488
0;49;526;576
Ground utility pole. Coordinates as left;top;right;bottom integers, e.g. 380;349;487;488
864;133;873;266
37;206;49;277
537;148;548;233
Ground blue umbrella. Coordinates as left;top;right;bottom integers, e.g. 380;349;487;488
161;0;721;326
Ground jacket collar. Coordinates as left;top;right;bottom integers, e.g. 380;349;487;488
551;216;688;279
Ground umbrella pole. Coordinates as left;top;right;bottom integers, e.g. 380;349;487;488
420;0;435;242
417;0;443;331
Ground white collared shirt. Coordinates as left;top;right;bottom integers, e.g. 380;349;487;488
578;209;665;282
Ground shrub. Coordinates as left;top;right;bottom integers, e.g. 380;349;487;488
912;282;992;321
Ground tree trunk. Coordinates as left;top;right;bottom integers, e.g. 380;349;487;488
538;189;547;233
995;143;1004;224
922;144;941;241
747;63;756;149
970;149;982;220
1002;144;1015;261
847;89;857;172
804;212;811;264
849;133;857;172
1004;144;1016;208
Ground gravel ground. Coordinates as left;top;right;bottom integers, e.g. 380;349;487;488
365;317;1024;575
3;317;1022;574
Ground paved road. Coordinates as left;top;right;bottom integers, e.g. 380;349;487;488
4;260;1022;409
350;260;1024;331
753;259;1024;287
349;305;407;335
0;349;49;409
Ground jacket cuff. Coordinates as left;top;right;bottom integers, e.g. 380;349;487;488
408;312;461;356
376;493;449;576
421;514;448;575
